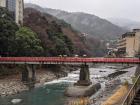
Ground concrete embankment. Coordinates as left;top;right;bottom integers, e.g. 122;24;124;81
101;65;139;105
102;84;129;105
65;83;101;97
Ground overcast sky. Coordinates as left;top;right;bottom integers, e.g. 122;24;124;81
25;0;140;22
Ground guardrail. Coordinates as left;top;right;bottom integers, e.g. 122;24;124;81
122;74;140;105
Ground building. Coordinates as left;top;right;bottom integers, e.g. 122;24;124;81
0;0;6;7
117;29;140;57
0;0;24;25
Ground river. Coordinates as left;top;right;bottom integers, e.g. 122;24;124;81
0;64;136;105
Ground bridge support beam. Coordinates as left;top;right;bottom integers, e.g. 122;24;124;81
75;64;91;86
21;64;36;88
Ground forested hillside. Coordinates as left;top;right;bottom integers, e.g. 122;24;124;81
24;8;93;56
25;3;127;40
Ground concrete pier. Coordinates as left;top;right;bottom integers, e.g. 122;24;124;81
21;64;36;88
21;65;29;82
65;64;101;97
75;64;91;86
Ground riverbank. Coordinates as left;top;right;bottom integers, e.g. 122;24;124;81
0;65;137;105
92;66;137;105
0;75;28;97
64;65;137;105
0;66;71;97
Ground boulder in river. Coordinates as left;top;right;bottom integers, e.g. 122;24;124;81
11;99;22;104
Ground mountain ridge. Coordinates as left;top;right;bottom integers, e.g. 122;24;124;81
25;3;127;41
24;8;107;56
107;18;140;30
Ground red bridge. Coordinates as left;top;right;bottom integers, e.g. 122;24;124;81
1;57;140;102
0;57;139;64
1;57;139;87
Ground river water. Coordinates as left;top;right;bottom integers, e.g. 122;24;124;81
0;65;136;105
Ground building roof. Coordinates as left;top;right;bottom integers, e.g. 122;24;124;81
133;29;140;32
122;32;135;38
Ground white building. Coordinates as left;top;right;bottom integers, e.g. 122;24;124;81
0;0;24;25
0;0;6;7
117;29;140;57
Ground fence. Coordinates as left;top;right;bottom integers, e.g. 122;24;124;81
122;74;140;105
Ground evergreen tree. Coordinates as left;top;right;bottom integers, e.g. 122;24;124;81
0;7;18;56
15;27;44;56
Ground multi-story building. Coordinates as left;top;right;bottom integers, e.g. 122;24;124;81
0;0;6;7
117;29;140;57
0;0;24;25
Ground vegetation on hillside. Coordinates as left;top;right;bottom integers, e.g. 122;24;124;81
25;4;110;56
15;27;43;56
0;6;107;57
24;8;91;56
46;21;74;56
0;7;82;57
25;3;127;40
0;7;43;57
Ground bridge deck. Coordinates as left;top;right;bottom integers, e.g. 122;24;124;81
0;57;139;64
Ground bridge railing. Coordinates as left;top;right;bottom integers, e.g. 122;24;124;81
122;74;140;105
0;57;139;64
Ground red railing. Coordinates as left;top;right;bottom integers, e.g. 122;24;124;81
0;57;139;63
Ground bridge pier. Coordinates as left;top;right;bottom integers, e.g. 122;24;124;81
75;64;91;86
135;64;140;77
21;64;36;88
65;64;101;97
29;65;36;82
21;65;29;82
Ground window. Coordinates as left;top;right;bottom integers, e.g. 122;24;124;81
6;0;16;19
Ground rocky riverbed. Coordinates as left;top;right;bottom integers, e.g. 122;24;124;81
63;65;137;105
0;65;137;105
0;67;68;97
0;78;28;96
91;65;137;105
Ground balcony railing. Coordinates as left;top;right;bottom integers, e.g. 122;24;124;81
122;73;140;105
118;38;126;43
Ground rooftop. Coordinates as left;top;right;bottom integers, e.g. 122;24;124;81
122;32;135;38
